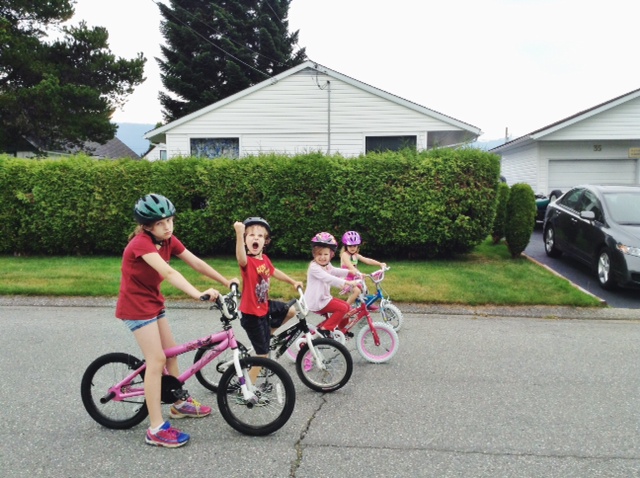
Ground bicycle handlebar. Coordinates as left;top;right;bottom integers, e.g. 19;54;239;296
200;282;241;320
295;286;309;316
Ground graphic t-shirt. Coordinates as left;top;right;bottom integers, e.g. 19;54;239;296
115;233;185;320
240;254;274;317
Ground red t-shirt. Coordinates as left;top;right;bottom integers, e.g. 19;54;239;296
115;232;186;320
239;254;274;317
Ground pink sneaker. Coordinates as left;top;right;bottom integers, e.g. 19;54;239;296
145;421;190;448
169;397;211;419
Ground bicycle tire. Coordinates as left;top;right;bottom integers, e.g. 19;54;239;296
356;321;399;364
295;338;353;393
379;303;404;332
217;356;295;436
80;352;148;430
194;341;249;393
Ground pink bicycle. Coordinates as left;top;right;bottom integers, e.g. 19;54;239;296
80;285;296;436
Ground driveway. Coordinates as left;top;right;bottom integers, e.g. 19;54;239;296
525;229;640;309
2;304;639;478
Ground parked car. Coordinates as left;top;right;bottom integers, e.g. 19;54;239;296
543;185;640;289
535;189;563;223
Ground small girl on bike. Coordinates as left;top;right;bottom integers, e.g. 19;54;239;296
339;231;387;306
305;232;360;334
116;193;238;448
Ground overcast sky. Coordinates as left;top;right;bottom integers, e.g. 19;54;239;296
72;0;639;140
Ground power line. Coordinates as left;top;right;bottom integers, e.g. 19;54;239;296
149;0;296;78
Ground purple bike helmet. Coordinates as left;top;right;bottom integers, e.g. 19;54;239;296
310;232;338;251
341;231;361;246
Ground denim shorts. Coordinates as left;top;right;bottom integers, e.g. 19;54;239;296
123;311;166;332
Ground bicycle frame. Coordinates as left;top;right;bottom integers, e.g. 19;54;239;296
361;267;391;309
271;287;327;370
102;286;260;406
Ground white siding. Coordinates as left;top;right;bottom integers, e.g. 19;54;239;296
165;69;462;158
499;143;541;192
543;96;640;141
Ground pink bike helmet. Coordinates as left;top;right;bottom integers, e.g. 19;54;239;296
310;232;338;251
341;231;361;246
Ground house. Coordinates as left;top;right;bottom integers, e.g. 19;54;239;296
145;60;482;159
491;87;640;195
143;143;167;161
5;136;140;160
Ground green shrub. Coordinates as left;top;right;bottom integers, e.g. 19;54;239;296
492;182;510;243
505;183;536;258
0;148;501;258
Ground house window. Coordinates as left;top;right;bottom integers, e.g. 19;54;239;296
159;150;167;160
365;136;417;153
190;138;239;159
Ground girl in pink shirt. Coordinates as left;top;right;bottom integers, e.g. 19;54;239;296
304;232;360;333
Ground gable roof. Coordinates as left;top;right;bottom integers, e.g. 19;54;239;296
491;86;640;152
146;60;482;139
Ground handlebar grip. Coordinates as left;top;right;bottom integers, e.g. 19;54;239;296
200;294;210;301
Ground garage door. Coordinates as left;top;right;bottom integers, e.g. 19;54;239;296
548;159;637;191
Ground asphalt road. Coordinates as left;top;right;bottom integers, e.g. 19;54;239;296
525;228;640;310
2;304;639;478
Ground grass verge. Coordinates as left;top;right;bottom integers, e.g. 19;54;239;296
0;239;603;307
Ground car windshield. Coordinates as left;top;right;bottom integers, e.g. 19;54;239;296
603;192;640;224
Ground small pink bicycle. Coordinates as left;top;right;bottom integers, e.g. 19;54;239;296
80;285;296;436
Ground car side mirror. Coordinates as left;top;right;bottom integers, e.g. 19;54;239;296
580;211;595;220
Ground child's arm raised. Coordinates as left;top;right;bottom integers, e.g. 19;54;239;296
234;221;248;268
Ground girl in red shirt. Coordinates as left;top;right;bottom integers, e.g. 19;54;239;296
116;194;238;448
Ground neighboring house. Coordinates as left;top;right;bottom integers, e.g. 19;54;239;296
491;87;640;195
143;143;167;161
145;60;482;159
4;136;140;160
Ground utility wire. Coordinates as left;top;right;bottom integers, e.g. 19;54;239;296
149;0;297;78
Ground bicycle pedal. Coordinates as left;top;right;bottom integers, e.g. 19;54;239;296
345;332;354;338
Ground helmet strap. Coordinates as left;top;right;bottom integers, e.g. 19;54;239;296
143;229;164;246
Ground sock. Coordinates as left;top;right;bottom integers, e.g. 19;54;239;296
149;422;165;434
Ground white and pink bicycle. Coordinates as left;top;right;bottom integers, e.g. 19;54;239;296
80;285;296;436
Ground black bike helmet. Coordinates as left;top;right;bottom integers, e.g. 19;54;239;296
133;194;176;225
243;217;271;235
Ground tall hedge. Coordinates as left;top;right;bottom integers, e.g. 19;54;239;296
505;183;536;258
492;182;510;243
0;148;501;258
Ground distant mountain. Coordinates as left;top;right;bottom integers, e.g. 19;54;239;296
471;138;507;151
115;123;156;156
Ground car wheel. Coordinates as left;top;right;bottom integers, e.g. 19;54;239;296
596;248;617;290
548;190;562;202
544;226;562;257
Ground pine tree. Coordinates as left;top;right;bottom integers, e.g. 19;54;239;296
0;1;145;153
157;0;306;122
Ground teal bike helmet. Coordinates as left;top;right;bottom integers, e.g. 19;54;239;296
133;194;176;225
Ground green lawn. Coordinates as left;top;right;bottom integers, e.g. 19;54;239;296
0;238;603;307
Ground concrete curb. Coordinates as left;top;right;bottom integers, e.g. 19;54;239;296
1;295;637;321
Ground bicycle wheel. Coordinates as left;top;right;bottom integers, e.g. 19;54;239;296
194;341;249;393
295;338;353;393
217;356;295;436
80;352;148;429
379;303;404;332
356;321;399;364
